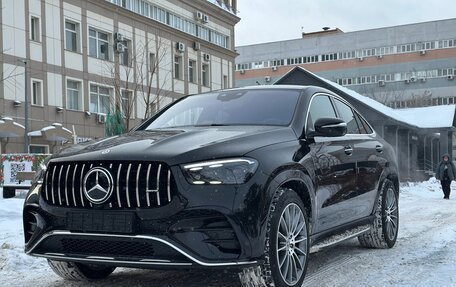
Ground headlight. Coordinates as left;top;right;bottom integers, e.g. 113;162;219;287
182;158;258;185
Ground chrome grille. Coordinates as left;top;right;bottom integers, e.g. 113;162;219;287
42;161;175;209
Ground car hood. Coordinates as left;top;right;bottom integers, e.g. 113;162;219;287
51;126;297;166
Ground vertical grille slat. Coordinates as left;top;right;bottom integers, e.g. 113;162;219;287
43;169;49;200
136;164;142;208
51;165;57;204
117;164;123;208
72;164;78;206
167;170;172;202
43;161;175;209
80;164;86;207
64;164;70;206
145;164;152;207
156;164;162;206
126;164;132;208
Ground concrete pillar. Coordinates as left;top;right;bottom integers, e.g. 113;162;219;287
439;130;449;155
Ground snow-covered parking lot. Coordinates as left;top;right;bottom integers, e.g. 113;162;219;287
1;178;456;287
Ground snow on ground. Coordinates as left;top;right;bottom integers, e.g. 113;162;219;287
1;179;456;287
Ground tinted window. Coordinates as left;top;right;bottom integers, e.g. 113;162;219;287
145;89;300;129
307;95;337;131
356;112;373;134
333;99;360;134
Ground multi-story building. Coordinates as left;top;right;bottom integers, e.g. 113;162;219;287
0;0;239;153
235;18;456;109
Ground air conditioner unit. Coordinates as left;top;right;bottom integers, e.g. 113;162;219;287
378;80;385;87
203;53;210;61
420;77;427;83
357;57;364;62
377;55;383;59
193;42;201;51
176;42;185;52
420;50;427;55
448;75;455;80
195;11;203;21
115;32;125;42
272;66;278;71
265;76;271;82
239;69;245;74
202;14;209;23
97;114;106;124
410;76;417;83
116;42;126;53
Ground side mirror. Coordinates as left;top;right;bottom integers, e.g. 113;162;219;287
310;117;347;138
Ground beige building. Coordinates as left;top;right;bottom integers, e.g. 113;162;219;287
0;0;239;153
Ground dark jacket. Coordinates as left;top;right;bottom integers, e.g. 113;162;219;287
435;154;456;181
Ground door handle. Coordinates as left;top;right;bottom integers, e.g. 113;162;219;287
375;145;383;153
344;146;353;155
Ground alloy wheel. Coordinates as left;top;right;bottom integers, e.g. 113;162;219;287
384;187;398;241
276;203;308;286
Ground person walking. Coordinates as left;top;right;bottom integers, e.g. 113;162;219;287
435;153;456;199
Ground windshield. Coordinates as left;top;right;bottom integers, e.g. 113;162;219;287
145;89;301;129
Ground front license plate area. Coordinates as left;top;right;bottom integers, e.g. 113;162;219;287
67;211;135;234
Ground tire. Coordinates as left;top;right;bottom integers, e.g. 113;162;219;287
48;260;116;280
2;187;16;199
239;188;310;287
358;179;399;248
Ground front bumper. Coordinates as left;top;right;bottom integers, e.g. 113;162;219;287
23;166;270;269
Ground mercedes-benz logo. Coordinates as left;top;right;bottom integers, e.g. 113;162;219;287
83;167;114;204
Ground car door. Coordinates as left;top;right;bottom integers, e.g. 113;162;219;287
332;98;384;220
305;94;358;233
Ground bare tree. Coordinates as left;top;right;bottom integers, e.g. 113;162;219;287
102;34;175;135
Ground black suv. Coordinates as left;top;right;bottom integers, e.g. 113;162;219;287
23;86;399;287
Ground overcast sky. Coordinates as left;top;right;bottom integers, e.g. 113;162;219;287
235;0;456;46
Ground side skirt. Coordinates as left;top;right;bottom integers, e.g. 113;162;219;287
309;215;375;253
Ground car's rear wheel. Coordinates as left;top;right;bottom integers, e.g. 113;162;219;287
48;260;116;280
239;188;310;287
358;179;399;248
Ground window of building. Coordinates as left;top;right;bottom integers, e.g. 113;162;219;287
65;20;80;52
149;52;156;72
119;40;130;65
66;79;82;110
89;84;111;114
188;60;196;83
30;16;40;42
89;28;110;60
174;55;182;80
29;144;49;154
202;64;209;87
31;79;43;106
121;90;133;118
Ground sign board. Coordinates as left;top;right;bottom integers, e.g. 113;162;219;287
0;154;49;187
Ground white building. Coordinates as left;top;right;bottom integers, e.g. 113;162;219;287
0;0;239;153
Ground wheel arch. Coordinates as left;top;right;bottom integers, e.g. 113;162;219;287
265;167;316;233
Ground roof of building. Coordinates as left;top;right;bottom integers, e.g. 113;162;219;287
275;66;456;130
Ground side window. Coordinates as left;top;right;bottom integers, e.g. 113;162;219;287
353;112;367;134
355;112;373;134
333;99;360;134
307;95;337;131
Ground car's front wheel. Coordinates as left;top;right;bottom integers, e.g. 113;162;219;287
358;179;399;248
239;188;310;287
48;260;116;280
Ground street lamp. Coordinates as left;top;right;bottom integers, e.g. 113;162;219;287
17;59;29;153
